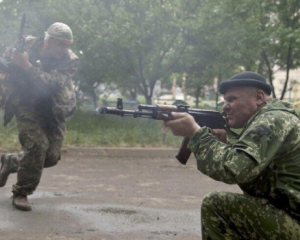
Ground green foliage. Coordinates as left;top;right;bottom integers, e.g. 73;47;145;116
64;109;181;148
0;109;182;151
1;0;300;106
0;111;20;151
2;106;300;151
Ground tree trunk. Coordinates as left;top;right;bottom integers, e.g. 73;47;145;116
280;44;292;100
145;95;152;105
215;73;221;110
91;90;98;109
194;86;201;108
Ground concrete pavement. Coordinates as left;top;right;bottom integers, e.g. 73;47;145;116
0;147;241;240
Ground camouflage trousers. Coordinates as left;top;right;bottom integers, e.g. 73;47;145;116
4;105;65;196
201;191;300;240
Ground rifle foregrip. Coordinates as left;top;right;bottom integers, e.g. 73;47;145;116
175;137;191;165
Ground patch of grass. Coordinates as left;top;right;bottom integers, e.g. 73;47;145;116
0;109;182;151
5;106;300;151
0;120;20;151
64;109;182;148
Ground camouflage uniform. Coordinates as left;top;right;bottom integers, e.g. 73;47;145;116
188;99;300;239
2;36;79;196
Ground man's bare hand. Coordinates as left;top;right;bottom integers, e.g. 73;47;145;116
163;112;200;138
12;49;32;71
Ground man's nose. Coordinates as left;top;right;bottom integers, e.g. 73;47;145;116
222;102;229;111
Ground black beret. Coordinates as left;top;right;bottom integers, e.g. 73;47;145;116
219;71;272;95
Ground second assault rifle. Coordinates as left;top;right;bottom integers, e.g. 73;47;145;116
98;98;227;165
0;13;27;74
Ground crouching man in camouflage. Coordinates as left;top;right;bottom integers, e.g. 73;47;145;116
164;71;300;239
0;22;79;211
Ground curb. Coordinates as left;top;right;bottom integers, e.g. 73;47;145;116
64;146;195;160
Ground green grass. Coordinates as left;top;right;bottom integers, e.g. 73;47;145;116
2;106;300;152
0;121;20;151
0;109;182;151
64;109;182;148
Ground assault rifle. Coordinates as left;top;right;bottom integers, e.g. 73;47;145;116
98;98;227;165
16;13;27;53
0;13;27;73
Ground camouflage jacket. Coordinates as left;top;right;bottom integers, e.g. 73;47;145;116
2;36;79;125
188;98;300;217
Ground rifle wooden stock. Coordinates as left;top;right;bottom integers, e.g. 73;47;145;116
98;98;227;165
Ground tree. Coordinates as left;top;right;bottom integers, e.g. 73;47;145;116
91;0;190;104
1;0;300;105
204;0;300;100
179;0;250;107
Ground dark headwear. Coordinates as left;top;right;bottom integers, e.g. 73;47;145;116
219;71;272;95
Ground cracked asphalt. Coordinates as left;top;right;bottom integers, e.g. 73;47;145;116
0;147;241;240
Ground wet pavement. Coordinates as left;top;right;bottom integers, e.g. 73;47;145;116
0;147;241;240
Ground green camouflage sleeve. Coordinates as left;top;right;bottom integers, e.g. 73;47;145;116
26;59;78;89
188;110;299;184
25;59;79;121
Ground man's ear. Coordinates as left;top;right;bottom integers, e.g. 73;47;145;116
256;89;266;106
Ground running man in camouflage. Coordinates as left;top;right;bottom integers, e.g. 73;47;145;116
0;22;79;211
164;71;300;239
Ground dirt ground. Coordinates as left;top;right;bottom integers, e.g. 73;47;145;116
0;147;241;240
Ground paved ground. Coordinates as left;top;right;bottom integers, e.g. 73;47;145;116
0;147;241;240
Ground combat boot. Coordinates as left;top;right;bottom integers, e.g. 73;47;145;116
0;155;12;187
12;194;32;211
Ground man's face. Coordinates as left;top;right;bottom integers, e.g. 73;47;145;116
44;37;72;59
222;87;261;128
